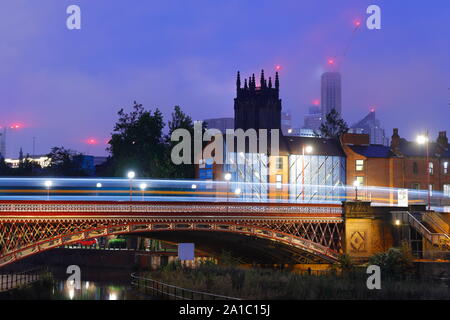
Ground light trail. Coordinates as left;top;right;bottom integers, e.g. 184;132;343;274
0;177;446;210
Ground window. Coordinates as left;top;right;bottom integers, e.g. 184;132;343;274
429;162;434;175
413;162;418;174
276;157;283;170
355;159;364;171
444;185;450;198
276;174;282;190
411;183;420;190
444;162;449;174
355;176;364;186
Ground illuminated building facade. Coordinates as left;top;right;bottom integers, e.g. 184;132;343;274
198;71;347;203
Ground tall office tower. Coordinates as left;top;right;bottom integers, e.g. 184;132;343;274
321;72;342;121
350;109;389;145
234;70;282;132
303;105;322;131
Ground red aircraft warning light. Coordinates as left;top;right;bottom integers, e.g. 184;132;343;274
10;124;22;129
327;59;335;65
354;20;361;27
275;65;282;71
312;99;320;106
86;138;98;145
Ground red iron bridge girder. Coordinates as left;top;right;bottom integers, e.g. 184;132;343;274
0;200;343;267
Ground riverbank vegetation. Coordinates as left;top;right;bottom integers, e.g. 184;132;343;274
145;245;449;300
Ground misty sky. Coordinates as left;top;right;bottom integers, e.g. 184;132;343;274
1;0;449;157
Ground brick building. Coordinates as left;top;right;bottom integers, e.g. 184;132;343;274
341;129;450;205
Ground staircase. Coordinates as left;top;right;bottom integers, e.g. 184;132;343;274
392;211;450;248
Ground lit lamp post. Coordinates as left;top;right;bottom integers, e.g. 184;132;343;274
96;183;102;197
127;171;135;201
139;183;147;201
224;173;232;212
353;180;360;201
44;180;53;201
416;132;430;210
302;145;313;202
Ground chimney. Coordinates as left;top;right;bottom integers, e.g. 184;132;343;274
390;128;400;154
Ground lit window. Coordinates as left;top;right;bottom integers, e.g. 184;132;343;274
429;162;434;175
429;184;433;196
355;159;364;171
276;175;282;189
356;176;364;186
444;185;450;198
444;162;448;174
276;157;283;170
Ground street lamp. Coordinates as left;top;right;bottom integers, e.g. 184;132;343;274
96;182;102;197
139;183;147;201
302;145;313;201
127;171;135;201
417;131;431;210
44;180;53;200
353;180;360;201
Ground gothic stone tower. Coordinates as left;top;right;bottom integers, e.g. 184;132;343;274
234;70;282;132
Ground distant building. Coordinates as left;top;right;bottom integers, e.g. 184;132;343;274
73;155;95;176
321;72;342;121
93;156;108;167
0;128;5;158
281;111;292;135
349;110;389;146
5;155;51;168
203;117;234;133
303;105;322;132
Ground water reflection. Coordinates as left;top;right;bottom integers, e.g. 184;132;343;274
56;279;145;300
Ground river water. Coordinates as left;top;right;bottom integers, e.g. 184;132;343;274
47;267;153;300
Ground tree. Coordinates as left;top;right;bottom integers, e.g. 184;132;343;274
45;147;87;176
165;106;198;179
108;101;167;177
319;109;349;139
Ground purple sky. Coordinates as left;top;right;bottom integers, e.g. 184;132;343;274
1;0;449;157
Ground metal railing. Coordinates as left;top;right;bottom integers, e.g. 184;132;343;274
393;211;450;247
423;211;450;235
0;266;48;292
131;273;241;300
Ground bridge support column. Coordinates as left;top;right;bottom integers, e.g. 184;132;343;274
342;201;395;262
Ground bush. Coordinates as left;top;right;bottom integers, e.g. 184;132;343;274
368;241;415;279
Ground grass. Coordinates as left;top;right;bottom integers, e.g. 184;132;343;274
146;263;450;300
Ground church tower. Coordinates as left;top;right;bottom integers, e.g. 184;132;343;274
234;70;282;132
